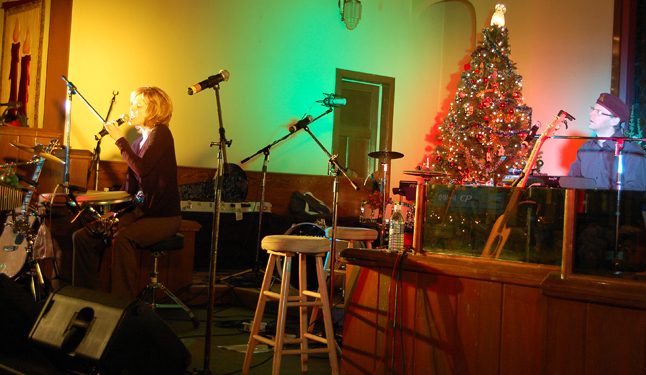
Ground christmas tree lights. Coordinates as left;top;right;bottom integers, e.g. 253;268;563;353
432;6;533;185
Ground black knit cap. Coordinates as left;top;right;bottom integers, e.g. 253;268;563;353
597;93;630;124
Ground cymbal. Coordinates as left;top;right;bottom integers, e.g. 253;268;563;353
368;150;404;160
404;169;448;178
10;142;64;164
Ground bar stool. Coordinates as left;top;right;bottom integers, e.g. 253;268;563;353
137;233;200;328
242;235;339;375
308;226;378;331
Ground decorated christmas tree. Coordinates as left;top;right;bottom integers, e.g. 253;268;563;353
431;5;533;185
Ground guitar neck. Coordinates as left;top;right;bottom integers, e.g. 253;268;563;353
518;137;547;188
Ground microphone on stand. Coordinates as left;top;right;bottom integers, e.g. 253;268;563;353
317;93;346;107
94;114;127;140
187;70;230;95
289;115;314;133
521;122;540;149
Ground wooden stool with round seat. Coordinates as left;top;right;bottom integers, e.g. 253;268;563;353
308;226;379;331
242;235;339;375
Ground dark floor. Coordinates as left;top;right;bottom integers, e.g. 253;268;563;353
0;271;345;375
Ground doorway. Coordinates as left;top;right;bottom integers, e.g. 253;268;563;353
332;69;395;181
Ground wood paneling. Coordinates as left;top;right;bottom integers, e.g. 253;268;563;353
499;284;545;375
456;278;501;375
341;250;646;375
585;304;646;375
544;298;586;375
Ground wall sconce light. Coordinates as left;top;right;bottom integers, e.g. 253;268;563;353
340;0;362;30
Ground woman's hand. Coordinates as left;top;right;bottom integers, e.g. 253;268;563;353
104;119;123;142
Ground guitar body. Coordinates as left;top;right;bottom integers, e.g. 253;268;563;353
481;214;512;258
0;216;35;278
480;111;574;259
0;139;58;278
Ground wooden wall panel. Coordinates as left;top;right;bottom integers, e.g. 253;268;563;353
375;267;392;375
456;278;502;375
585;304;646;375
413;273;459;375
499;284;546;375
544;298;587;375
342;265;381;375
392;270;418;374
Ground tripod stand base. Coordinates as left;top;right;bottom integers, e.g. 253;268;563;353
137;282;200;328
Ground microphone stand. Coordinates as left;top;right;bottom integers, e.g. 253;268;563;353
613;139;624;273
90;91;119;190
299;109;360;320
198;83;231;375
61;76;109;188
239;120;310;282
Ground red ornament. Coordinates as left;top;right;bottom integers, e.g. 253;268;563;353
512;91;521;98
483;78;489;84
471;80;477;85
492;82;499;88
484;116;490;122
508;108;515;115
464;63;471;71
499;102;507;109
474;69;480;74
435;155;442;162
459;92;466;98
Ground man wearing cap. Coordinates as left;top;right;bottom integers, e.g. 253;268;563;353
568;93;646;191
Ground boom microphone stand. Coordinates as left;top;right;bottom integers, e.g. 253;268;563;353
239;114;315;281
298;110;360;310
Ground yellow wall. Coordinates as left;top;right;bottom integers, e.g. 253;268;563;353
53;1;615;181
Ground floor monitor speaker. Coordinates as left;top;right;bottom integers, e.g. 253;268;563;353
29;284;191;375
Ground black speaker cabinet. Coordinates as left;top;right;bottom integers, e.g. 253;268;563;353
29;285;191;375
0;274;41;354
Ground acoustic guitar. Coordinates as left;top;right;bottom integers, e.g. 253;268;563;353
481;111;574;259
0;139;58;278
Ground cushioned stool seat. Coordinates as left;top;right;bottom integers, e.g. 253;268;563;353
137;233;199;328
242;235;339;375
325;226;378;248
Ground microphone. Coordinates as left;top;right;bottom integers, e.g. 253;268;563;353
521;123;540;149
317;94;346;107
289;115;314;133
94;114;127;140
0;101;22;108
187;70;230;95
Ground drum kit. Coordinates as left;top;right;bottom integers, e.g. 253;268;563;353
357;149;448;247
1;141;133;302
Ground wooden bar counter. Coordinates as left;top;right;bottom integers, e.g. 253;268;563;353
339;184;646;375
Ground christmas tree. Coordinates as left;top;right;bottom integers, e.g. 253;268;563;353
431;5;533;185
